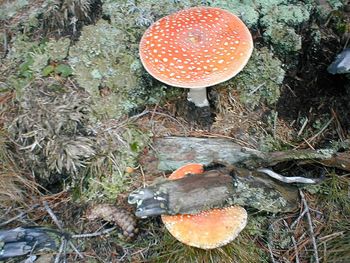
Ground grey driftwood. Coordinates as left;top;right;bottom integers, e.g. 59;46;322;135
141;136;350;172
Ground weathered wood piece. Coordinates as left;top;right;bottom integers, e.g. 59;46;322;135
141;137;253;172
128;166;300;217
141;136;350;172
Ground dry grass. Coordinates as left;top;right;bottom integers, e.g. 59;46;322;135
0;92;39;208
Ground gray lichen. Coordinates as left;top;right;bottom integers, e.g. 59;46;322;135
210;0;260;27
228;48;285;107
264;24;302;53
0;0;28;21
46;37;71;61
259;4;310;28
68;19;163;118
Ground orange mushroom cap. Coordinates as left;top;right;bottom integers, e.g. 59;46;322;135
139;7;253;89
161;163;247;249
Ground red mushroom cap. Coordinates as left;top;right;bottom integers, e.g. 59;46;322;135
161;163;247;249
139;7;253;89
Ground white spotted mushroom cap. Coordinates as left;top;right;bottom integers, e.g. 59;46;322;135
161;206;248;249
161;163;248;249
139;7;253;89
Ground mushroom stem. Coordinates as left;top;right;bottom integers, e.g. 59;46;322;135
187;87;209;107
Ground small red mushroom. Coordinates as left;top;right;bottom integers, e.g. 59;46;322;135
139;7;253;107
161;163;247;249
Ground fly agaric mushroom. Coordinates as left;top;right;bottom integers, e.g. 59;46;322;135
161;163;247;249
139;7;253;107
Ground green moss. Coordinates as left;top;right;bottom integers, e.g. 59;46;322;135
5;35;71;81
260;4;310;28
68;19;168;119
260;4;309;54
210;1;310;54
210;0;260;27
81;125;152;201
46;37;70;61
327;0;345;9
254;0;287;8
6;34;39;61
0;0;28;20
264;24;302;53
229;47;285;107
68;20;126;95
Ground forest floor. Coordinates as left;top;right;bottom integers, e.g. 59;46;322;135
1;0;350;263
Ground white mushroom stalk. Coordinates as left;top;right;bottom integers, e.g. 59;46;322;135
187;87;209;107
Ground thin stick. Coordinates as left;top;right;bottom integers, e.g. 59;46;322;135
285;84;297;97
267;242;277;263
71;226;117;238
140;165;146;188
249;82;266;95
43;201;63;230
307;117;334;143
298;117;308;136
43;201;84;259
0;204;39;227
291;208;308;229
54;236;66;263
273;111;278;138
303;138;315;150
299;189;320;263
283;220;300;263
68;240;84;259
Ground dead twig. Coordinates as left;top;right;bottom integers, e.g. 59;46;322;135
297;117;308;136
43;201;63;229
283;220;300;263
0;204;39;227
299;189;320;263
306;117;334;144
43;201;84;260
54;236;66;263
267;242;277;263
71;226;117;238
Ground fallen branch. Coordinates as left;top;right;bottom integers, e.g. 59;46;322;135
140;136;349;172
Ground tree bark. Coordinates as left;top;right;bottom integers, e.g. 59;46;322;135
128;166;300;217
